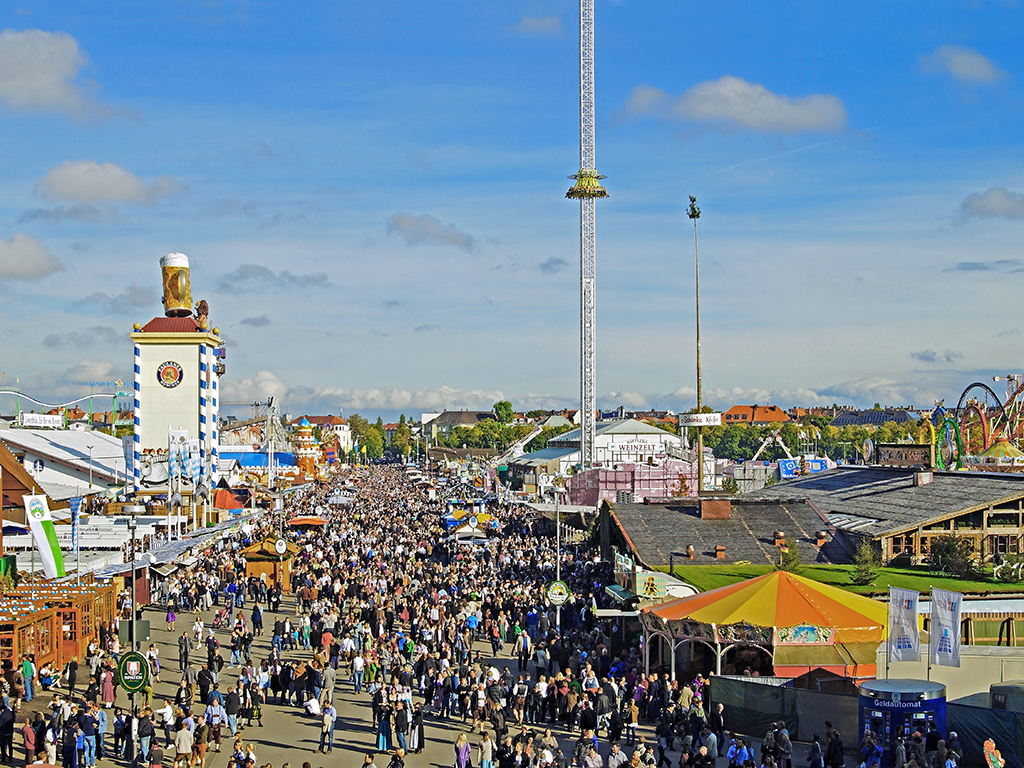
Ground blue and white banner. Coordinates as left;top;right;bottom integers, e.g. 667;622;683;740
168;429;188;478
929;588;963;667
889;587;921;662
187;439;201;483
69;496;83;553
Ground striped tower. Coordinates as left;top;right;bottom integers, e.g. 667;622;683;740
133;342;142;491
199;342;208;483
210;363;219;484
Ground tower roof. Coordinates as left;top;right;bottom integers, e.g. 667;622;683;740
138;316;202;333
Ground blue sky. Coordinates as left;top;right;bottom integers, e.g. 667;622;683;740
0;0;1022;421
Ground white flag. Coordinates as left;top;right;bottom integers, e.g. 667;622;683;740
929;588;962;667
889;587;921;662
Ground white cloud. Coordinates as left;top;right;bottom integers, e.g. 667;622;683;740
960;187;1024;219
220;370;290;403
62;358;123;385
512;16;562;37
920;44;1008;84
624;76;848;133
0;29;106;116
387;213;476;251
0;232;61;279
35;161;186;204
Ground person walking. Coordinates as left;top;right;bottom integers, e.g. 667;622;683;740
318;701;337;755
479;731;495;768
172;723;193;768
455;733;472;768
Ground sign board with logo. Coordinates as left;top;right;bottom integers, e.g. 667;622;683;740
876;443;934;469
678;413;723;428
18;413;64;429
546;580;571;606
157;361;184;388
274;539;287;556
117;650;150;693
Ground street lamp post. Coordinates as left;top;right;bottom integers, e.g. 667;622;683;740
122;506;146;653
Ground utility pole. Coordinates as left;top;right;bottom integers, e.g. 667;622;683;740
566;0;607;471
688;196;704;495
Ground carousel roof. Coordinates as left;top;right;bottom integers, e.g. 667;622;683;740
642;570;886;644
979;438;1024;461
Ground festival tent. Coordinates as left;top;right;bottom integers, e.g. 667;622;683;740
639;571;887;679
211;488;244;511
288;516;327;528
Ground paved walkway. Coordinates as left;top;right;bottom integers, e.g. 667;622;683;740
21;597;781;768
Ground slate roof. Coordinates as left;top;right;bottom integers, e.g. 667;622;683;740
829;409;920;427
609;499;847;567
744;465;1024;538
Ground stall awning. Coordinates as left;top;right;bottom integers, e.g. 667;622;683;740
606;585;638;604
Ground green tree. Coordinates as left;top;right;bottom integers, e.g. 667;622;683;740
493;401;515;424
850;539;881;586
525;424;574;452
775;535;802;572
721;476;739;495
929;534;979;579
348;414;371;445
362;428;384;459
392;420;412;455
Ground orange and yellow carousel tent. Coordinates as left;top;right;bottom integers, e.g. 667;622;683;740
641;571;887;678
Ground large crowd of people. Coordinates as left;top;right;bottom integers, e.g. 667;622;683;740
6;464;972;768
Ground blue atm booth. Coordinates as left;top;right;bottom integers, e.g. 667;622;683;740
858;679;947;768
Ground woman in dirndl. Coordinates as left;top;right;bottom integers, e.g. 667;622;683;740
408;702;425;753
376;703;394;753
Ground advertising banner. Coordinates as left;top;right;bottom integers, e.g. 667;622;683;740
889;587;921;662
18;413;63;428
930;588;963;667
678;413;723;427
69;496;83;554
22;495;66;579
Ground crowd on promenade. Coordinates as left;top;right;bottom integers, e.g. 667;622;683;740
6;464;975;768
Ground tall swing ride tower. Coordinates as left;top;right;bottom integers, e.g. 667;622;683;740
566;0;607;469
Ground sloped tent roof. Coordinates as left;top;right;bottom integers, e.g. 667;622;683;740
643;571;887;645
288;516;327;527
242;537;300;562
211;488;245;510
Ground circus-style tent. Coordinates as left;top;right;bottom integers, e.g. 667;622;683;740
640;571;887;679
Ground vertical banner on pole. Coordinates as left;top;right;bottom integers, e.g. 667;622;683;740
889;587;921;662
69;496;83;554
930;588;963;667
23;495;66;579
187;440;201;484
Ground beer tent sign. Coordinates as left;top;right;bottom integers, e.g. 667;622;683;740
117;651;150;694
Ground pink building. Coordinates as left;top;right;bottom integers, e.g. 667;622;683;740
569;460;697;506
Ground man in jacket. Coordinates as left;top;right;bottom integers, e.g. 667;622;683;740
224;686;241;738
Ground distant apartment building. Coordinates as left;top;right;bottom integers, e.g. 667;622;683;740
722;404;791;426
423;410;496;443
